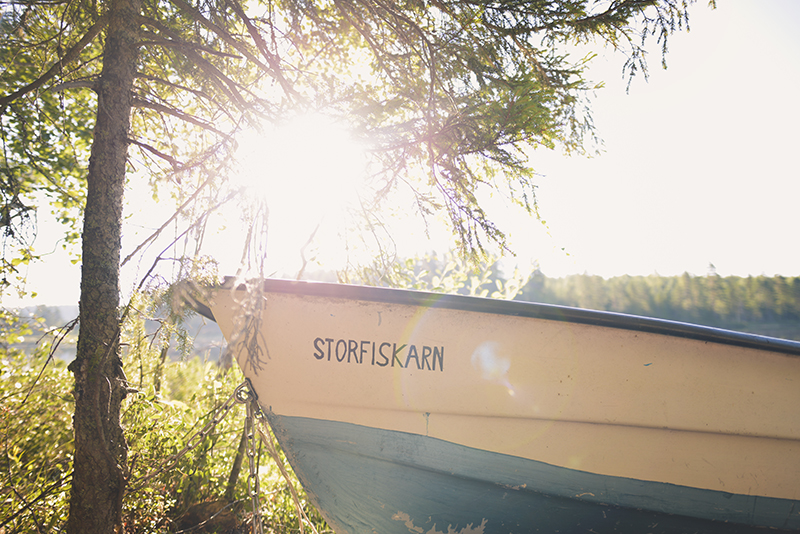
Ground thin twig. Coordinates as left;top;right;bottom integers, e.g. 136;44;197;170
132;97;230;138
171;0;298;101
256;421;320;534
0;14;108;109
20;317;79;406
0;473;71;531
120;175;233;267
129;138;183;169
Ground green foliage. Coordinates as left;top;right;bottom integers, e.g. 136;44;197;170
0;0;705;290
122;359;245;531
352;249;531;300
117;286;329;532
517;270;800;340
121;352;329;533
0;343;73;532
0;0;98;261
0;308;35;344
0;1;708;530
358;253;800;340
1;303;329;533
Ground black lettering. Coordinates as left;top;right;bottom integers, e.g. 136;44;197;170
392;343;406;367
313;338;325;360
315;337;443;371
335;339;347;362
377;342;390;366
421;346;432;370
361;341;370;365
405;345;421;370
433;346;444;371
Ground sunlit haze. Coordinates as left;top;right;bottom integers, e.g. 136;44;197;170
206;112;371;277
5;0;799;306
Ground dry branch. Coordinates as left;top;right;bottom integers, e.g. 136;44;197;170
132;96;230;137
0;14;108;109
137;15;250;110
171;0;298;101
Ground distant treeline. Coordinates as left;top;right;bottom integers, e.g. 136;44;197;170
9;270;800;346
516;272;800;340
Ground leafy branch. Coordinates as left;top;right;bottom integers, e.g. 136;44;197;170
0;14;108;110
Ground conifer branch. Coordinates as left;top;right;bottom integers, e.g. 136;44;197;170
129;138;183;169
223;0;297;98
132;97;230;138
136;73;237;123
50;79;98;92
137;16;250;110
0;14;108;110
138;30;242;60
136;74;211;103
331;1;406;92
169;0;299;101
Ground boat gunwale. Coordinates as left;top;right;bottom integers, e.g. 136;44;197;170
209;277;800;357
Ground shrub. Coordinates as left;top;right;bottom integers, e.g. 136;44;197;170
1;307;328;533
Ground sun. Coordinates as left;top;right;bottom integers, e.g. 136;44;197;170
216;112;370;277
236;112;366;210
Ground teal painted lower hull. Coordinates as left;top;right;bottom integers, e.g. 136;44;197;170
268;413;799;534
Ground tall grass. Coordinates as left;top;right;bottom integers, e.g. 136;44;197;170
1;308;329;533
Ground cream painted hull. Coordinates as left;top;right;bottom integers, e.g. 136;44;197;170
208;279;800;532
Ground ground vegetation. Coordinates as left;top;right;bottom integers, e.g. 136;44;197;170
0;0;708;531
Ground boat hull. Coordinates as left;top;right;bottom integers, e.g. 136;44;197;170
269;413;797;534
208;279;800;533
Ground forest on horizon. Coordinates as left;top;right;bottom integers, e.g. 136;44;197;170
516;270;800;341
9;269;800;364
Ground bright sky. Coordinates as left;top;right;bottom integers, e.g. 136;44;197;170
5;0;799;307
510;0;800;280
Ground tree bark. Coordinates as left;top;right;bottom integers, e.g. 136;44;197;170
66;0;142;531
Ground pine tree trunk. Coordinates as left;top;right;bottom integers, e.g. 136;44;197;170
66;0;142;531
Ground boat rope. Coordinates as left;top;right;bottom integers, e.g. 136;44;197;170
127;382;244;492
236;379;265;534
241;379;320;534
127;379;317;534
254;412;320;534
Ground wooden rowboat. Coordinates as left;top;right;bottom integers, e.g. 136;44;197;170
205;278;800;533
